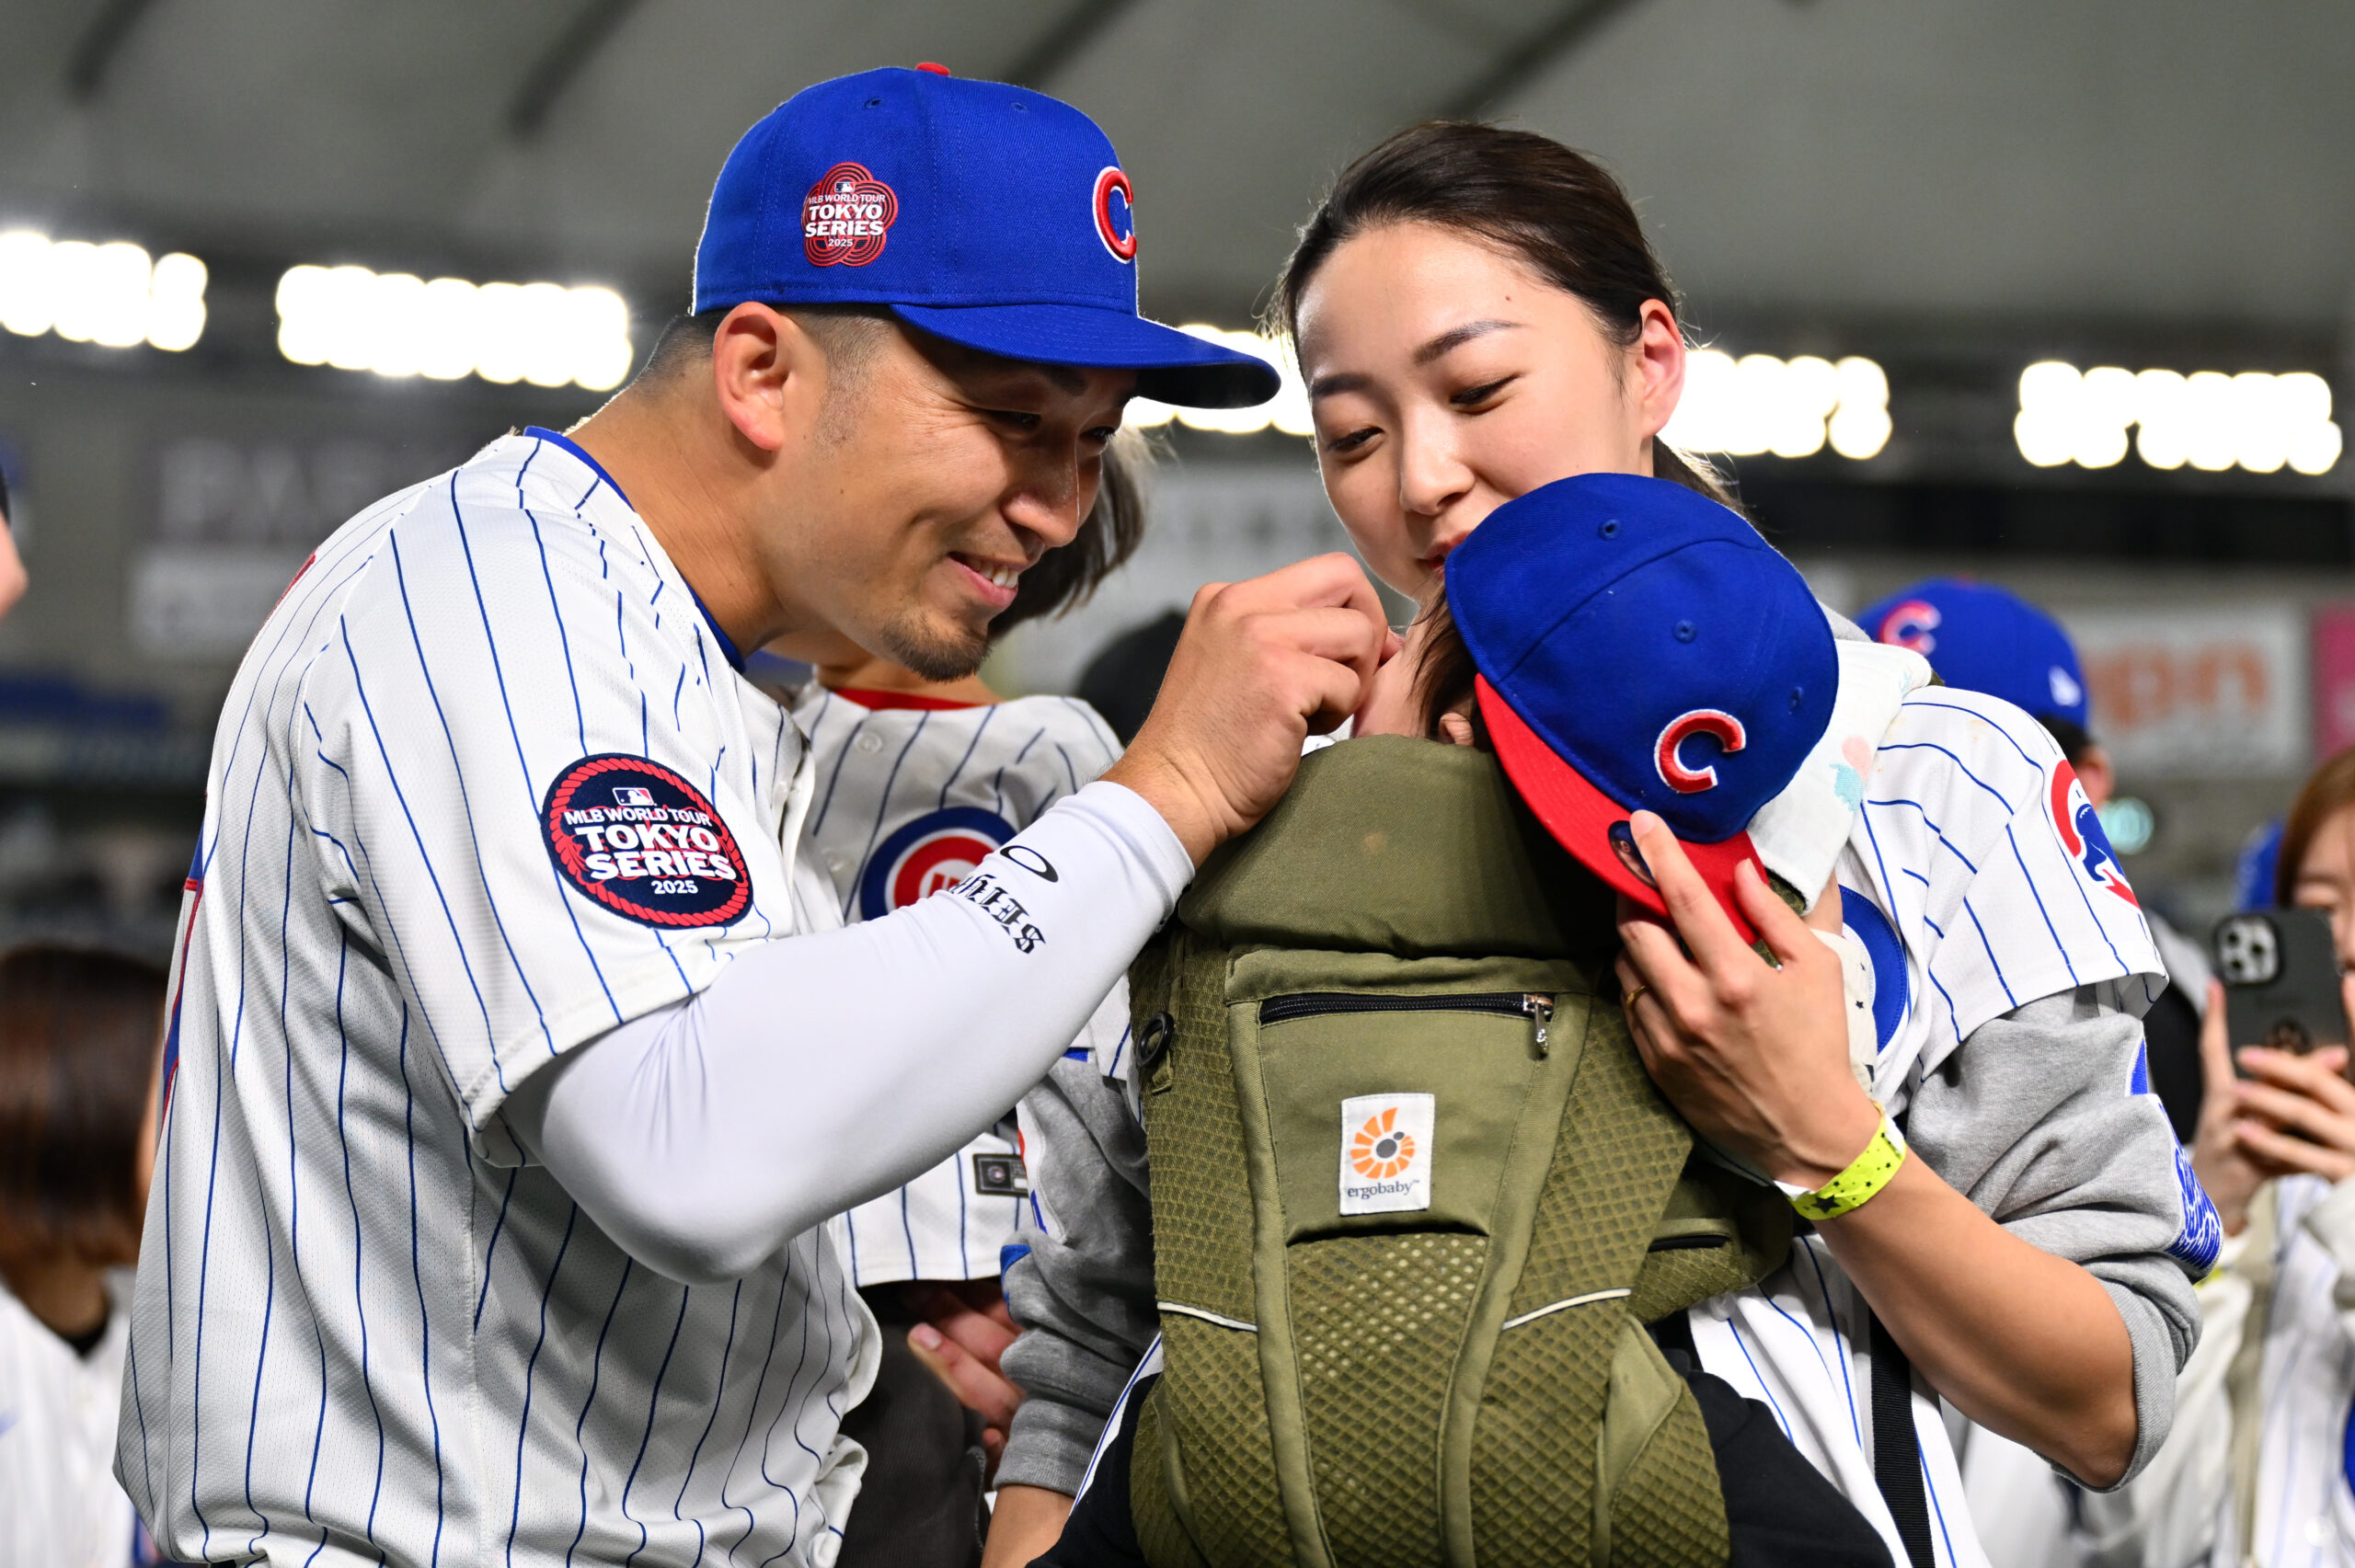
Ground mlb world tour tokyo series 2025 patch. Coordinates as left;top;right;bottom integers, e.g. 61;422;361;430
541;753;752;929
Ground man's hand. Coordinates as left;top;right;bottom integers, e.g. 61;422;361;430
1106;555;1388;864
1613;811;1878;1186
901;1280;1023;1480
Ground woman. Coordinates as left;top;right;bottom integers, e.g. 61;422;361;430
2076;746;2355;1566
988;123;2204;1568
0;944;168;1568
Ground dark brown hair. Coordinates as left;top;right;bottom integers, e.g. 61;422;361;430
2278;746;2355;905
994;427;1155;635
1409;589;1490;748
1270;120;1741;514
0;945;167;1265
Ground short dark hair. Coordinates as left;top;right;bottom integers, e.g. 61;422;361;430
0;945;167;1265
2039;715;2094;769
993;428;1154;636
639;303;894;387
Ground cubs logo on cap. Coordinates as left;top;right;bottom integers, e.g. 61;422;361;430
1093;167;1136;262
1446;475;1840;942
1856;577;2089;731
860;806;1016;920
692;66;1275;408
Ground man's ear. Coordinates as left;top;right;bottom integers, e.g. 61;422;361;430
2074;742;2116;808
710;303;825;453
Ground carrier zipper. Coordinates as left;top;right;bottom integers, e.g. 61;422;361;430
1258;990;1556;1054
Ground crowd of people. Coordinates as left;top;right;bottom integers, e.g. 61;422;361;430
0;62;2350;1568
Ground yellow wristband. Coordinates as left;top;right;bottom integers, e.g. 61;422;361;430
1781;1120;1907;1223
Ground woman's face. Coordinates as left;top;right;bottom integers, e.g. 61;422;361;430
2292;804;2355;970
1294;221;1686;599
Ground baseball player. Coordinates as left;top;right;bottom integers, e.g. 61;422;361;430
775;446;1142;1567
115;67;1386;1568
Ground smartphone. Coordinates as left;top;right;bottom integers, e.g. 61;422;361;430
2212;908;2350;1067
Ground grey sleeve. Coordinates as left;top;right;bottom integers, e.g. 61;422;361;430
1903;984;2205;1488
997;1054;1158;1494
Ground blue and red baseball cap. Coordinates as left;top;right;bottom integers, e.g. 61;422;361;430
1448;475;1928;940
1855;578;2088;731
693;65;1277;409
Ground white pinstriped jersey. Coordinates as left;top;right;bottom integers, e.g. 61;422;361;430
2223;1174;2355;1566
1686;685;2202;1568
1;1273;154;1568
119;430;876;1568
790;684;1124;1284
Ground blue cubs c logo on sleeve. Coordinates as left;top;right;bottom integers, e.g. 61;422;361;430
860;807;1015;920
542;754;752;928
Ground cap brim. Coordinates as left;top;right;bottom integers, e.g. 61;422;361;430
890;301;1280;408
1476;677;1762;944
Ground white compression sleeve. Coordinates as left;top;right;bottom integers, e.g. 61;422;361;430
503;780;1193;1286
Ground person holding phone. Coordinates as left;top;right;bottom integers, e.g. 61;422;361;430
2078;746;2355;1566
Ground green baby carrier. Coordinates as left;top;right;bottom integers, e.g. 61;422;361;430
1123;737;1793;1568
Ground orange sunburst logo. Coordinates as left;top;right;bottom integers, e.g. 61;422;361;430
1350;1107;1417;1180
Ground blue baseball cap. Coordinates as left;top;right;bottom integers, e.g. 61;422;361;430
1855;578;2089;731
1448;474;1837;939
692;65;1278;409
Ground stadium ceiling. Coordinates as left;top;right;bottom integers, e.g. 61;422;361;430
2;0;2353;338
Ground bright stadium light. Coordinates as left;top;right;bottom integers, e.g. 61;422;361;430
2014;360;2339;475
1121;325;1303;437
1660;350;1890;462
0;230;208;350
274;264;634;391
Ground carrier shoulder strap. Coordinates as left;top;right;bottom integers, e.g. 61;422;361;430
1867;1310;1935;1568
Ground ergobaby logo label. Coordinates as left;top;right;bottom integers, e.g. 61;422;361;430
541;754;752;929
1338;1093;1434;1216
803;162;899;268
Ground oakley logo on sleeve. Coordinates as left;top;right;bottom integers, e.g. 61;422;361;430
542;754;752;928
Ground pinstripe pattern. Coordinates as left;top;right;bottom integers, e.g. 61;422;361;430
790;686;1123;1284
1688;688;2178;1568
119;434;875;1568
2239;1174;2355;1566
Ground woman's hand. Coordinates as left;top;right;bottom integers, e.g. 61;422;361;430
1613;810;1879;1186
2193;978;2355;1235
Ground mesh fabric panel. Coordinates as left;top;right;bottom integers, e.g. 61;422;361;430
1506;1001;1691;1318
1132;1384;1219;1568
1605;1391;1729;1567
1142;941;1258;1324
1288;1231;1487;1567
1155;1316;1292;1567
1627;1243;1755;1325
1469;1301;1610;1563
